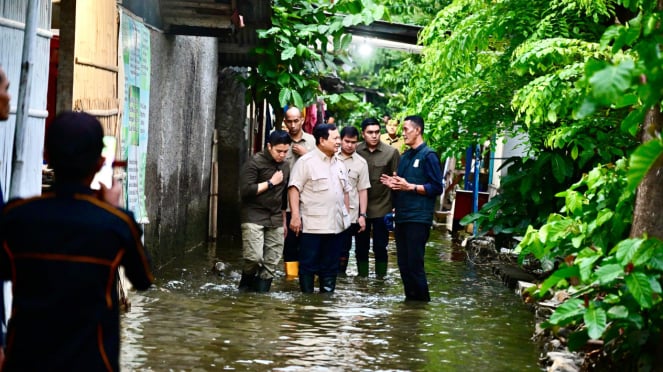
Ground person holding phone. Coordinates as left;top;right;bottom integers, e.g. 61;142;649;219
0;111;154;370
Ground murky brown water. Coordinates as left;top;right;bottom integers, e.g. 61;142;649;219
121;230;541;371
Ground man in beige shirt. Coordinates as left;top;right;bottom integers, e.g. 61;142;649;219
288;124;351;293
282;106;316;277
336;126;370;275
380;119;405;153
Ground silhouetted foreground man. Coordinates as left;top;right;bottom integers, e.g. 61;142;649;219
0;111;154;371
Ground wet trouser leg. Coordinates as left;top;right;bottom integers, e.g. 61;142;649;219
283;212;300;276
261;226;284;279
356;217;389;276
240;222;264;290
371;217;390;276
340;223;359;274
395;222;431;302
241;222;264;274
300;233;342;293
283;212;300;261
355;221;371;277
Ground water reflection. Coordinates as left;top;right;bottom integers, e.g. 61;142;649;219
121;230;541;371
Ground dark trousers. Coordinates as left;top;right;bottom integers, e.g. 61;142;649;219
395;222;431;301
340;223;360;261
283;212;300;262
355;217;389;263
299;233;343;277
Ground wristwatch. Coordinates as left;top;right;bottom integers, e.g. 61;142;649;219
267;180;274;189
359;213;368;219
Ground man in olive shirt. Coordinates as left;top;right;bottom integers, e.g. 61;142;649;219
282;106;316;277
239;130;291;292
356;117;400;277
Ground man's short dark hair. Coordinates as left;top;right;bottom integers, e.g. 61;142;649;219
313;123;337;145
46;111;104;181
404;115;425;134
340;126;359;139
268;130;292;147
360;118;380;132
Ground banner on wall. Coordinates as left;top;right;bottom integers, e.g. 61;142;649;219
120;10;150;224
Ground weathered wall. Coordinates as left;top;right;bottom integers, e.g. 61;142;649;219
216;67;249;242
145;33;218;269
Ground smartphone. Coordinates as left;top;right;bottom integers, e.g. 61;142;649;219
90;136;117;190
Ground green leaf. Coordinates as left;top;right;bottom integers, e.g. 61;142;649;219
551;153;567;183
625;272;653;309
281;46;297;60
611;238;643;266
539;266;579;295
595;263;623;285
340;93;360;102
584;305;607;339
278;88;291;108
621;109;645;136
549;298;585;326
277;73;291;86
565;190;584;216
539;219;573;243
588;59;635;105
650;241;663;270
607;305;628;319
595;209;613;227
291;90;304;110
627;140;663;192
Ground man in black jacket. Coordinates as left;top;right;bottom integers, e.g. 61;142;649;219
380;115;444;301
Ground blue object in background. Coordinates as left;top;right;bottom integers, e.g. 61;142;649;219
384;212;394;231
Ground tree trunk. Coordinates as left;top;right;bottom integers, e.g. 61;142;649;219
634;107;663;372
630;106;663;239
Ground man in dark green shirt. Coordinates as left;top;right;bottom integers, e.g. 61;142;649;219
355;118;400;277
239;130;291;292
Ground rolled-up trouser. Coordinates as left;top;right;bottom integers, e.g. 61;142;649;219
241;222;284;280
299;232;343;278
356;216;389;263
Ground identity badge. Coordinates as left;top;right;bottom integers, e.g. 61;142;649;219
413;159;420;168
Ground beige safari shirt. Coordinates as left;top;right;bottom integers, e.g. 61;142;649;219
336;151;371;222
380;133;405;154
289;147;351;234
286;131;316;170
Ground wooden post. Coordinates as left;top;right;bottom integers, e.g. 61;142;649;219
208;129;219;241
10;0;41;199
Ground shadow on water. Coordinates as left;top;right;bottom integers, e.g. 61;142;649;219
121;230;542;371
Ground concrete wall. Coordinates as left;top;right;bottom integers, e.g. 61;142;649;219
145;33;218;269
215;67;249;242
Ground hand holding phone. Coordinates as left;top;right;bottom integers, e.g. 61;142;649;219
91;136;117;190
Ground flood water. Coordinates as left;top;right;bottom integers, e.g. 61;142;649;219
120;229;541;371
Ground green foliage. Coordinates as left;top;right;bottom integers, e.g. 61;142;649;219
516;153;663;364
461;122;635;238
404;0;619;157
246;0;385;110
461;152;581;237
